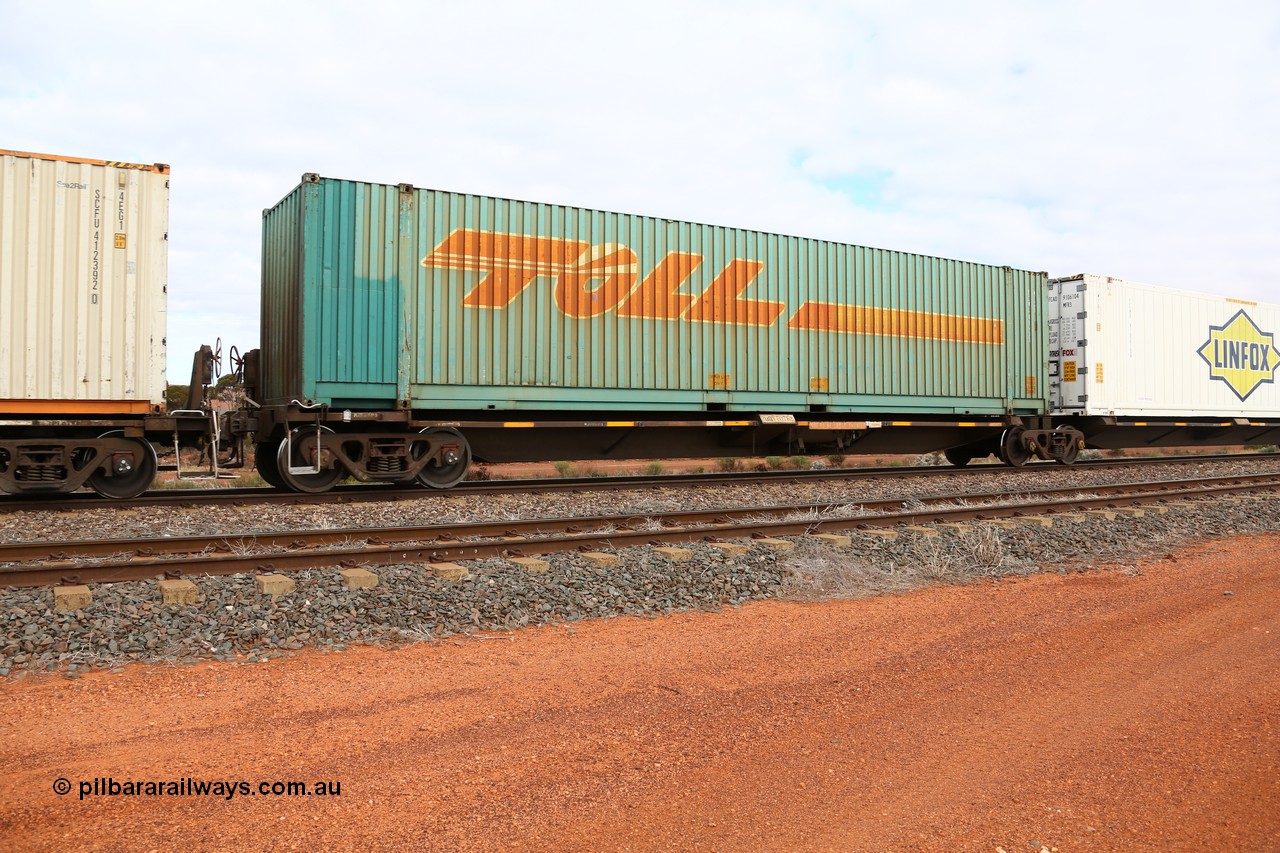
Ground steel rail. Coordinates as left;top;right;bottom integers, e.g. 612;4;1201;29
1;452;1277;514
5;474;1278;588
6;471;1279;564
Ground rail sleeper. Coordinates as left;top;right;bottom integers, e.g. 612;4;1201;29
339;568;378;590
157;579;200;605
430;563;470;581
53;585;92;611
255;574;296;597
508;557;550;574
708;542;750;556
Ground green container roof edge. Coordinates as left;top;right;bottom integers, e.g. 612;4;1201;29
267;172;1048;276
259;174;1049;417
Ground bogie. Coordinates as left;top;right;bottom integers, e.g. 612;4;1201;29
260;426;473;492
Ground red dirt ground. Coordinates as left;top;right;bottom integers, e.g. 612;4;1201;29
1;535;1277;851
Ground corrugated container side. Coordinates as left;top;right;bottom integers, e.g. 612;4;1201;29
261;176;1047;416
1051;274;1280;417
0;150;168;408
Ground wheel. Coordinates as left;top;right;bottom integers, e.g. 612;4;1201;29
943;447;972;467
255;440;287;489
276;427;346;493
1055;430;1081;466
998;427;1031;469
86;431;158;499
413;427;471;489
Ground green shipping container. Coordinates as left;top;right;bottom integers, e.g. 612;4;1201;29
260;174;1047;417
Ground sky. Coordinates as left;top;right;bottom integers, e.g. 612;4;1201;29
3;0;1277;381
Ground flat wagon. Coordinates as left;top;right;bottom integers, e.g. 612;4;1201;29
241;173;1078;491
1050;273;1280;450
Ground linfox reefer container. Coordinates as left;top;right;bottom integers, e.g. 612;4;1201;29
261;173;1048;419
1049;274;1280;419
0;149;169;413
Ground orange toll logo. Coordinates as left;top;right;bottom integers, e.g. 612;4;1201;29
421;228;1004;343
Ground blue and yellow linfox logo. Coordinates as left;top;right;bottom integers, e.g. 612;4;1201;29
1196;310;1280;401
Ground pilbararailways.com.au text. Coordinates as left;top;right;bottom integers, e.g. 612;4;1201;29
55;777;341;800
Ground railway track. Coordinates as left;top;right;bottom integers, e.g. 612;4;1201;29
7;471;1279;588
2;452;1277;513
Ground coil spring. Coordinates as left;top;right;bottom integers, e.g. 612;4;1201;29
368;456;406;474
14;465;67;482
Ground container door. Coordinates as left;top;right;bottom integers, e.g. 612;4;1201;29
1055;278;1088;413
1048;278;1062;411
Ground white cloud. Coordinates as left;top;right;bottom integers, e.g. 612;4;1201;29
2;0;1277;377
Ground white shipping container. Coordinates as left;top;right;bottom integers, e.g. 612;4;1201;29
1049;273;1280;418
0;149;168;412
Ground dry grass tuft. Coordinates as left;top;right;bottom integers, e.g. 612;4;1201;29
779;526;1011;601
915;525;1008;581
779;540;917;601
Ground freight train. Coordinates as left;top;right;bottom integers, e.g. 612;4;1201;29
1;149;1277;498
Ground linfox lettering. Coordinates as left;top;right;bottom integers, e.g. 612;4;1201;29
421;228;1005;344
1212;340;1270;371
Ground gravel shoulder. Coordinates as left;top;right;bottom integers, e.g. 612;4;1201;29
1;532;1277;851
3;486;1280;676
